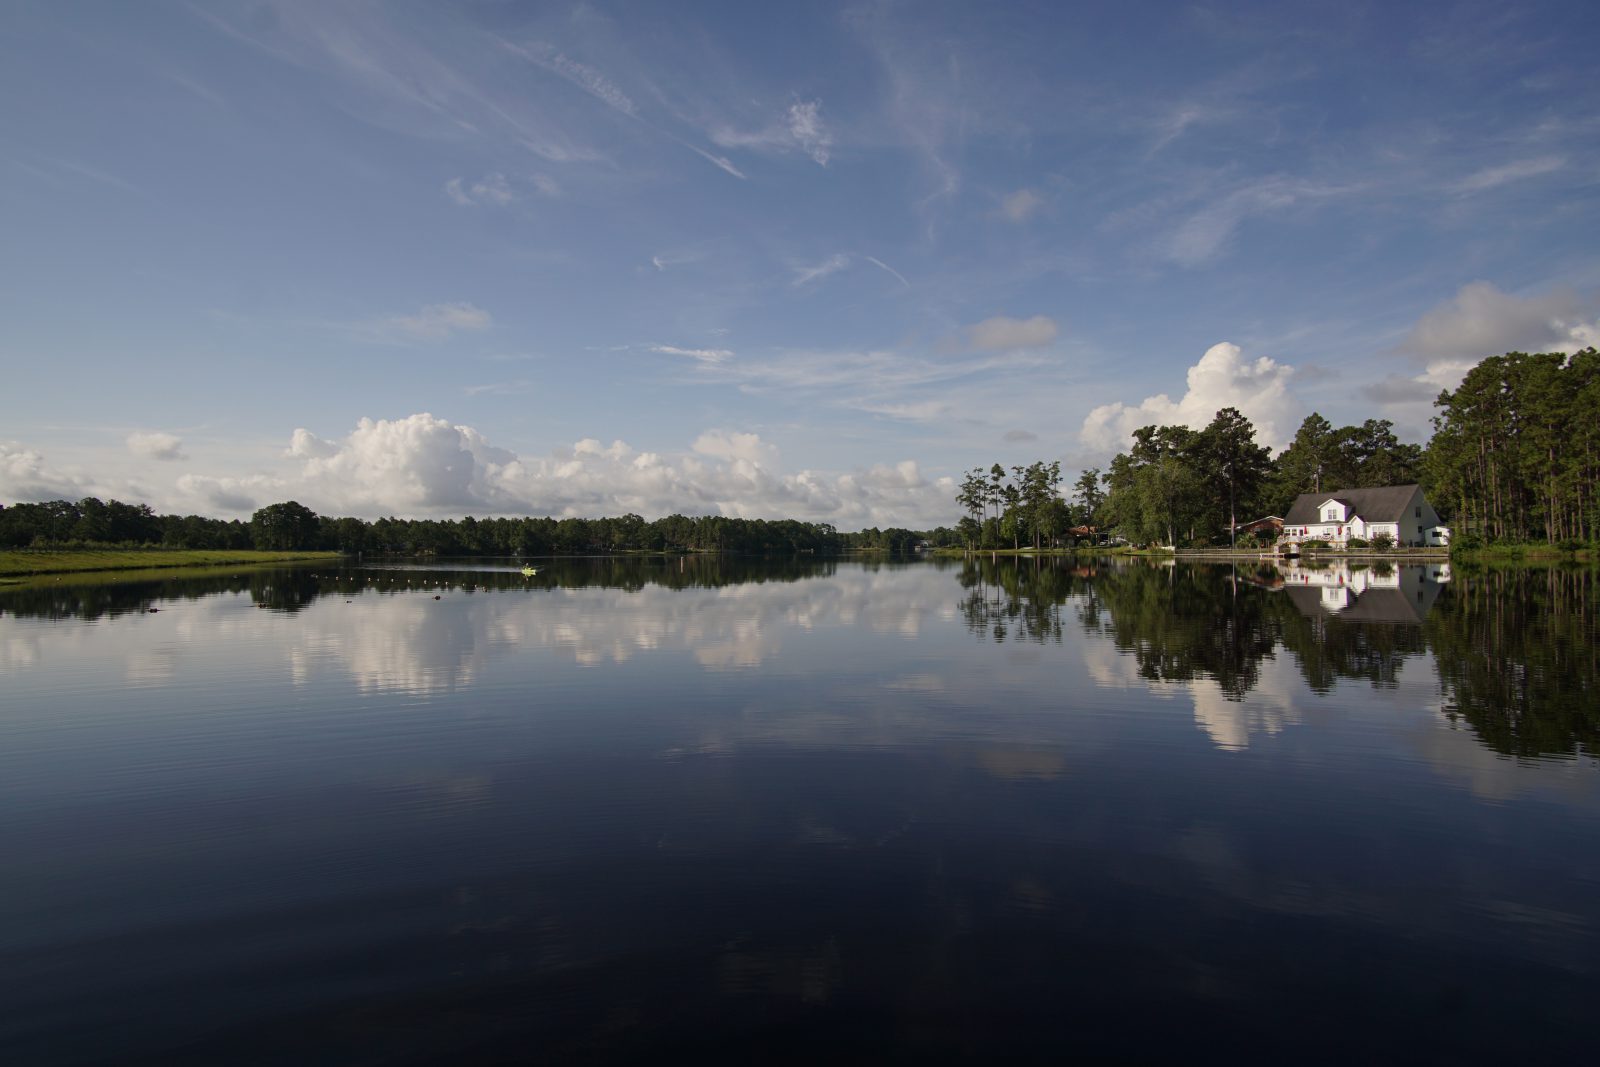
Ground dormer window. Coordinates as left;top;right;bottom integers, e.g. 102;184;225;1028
1325;508;1338;522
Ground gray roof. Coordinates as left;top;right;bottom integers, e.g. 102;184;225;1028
1284;484;1421;525
1282;584;1435;624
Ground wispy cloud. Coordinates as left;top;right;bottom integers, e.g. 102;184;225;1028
999;188;1043;222
787;100;832;165
683;143;747;179
1165;177;1347;266
463;381;534;397
445;172;514;206
865;256;910;288
1451;155;1565;193
651;344;734;365
365;302;493;342
968;315;1058;350
710;99;832;166
793;254;851;286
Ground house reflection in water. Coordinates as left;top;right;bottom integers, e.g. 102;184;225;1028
1276;561;1451;623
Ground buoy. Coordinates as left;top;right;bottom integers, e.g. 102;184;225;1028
433;595;441;600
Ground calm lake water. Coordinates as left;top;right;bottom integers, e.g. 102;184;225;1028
2;556;1597;1064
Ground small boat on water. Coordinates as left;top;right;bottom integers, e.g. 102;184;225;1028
521;565;539;576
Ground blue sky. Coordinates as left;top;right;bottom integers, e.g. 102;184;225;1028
4;0;1598;526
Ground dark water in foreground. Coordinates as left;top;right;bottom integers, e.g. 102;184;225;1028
2;557;1597;1064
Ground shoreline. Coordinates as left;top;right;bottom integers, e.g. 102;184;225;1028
0;549;344;582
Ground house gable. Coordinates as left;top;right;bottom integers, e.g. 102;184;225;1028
1282;484;1443;546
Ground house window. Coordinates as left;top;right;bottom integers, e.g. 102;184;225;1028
1416;507;1421;518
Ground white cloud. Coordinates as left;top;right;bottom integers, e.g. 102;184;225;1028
1451;155;1565;193
1000;188;1042;222
968;314;1058;350
1384;279;1600;423
684;143;747;179
510;44;637;116
443;172;518;206
651;344;734;365
691;430;779;467
864;256;910;288
1080;342;1297;453
1165;177;1341;266
375;302;493;341
792;253;851;286
1402;281;1593;362
176;473;281;513
787;100;832;165
0;442;85;501
126;432;187;462
710;98;833;166
286;428;339;459
267;414;952;526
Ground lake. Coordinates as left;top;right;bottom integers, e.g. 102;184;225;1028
2;556;1596;1064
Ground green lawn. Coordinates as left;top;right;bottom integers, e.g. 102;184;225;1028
0;548;343;579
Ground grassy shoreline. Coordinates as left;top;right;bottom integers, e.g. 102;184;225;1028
0;549;343;581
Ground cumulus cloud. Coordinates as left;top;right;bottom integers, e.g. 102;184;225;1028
286;428;339;459
1000;188;1042;222
1080;342;1297;453
651;344;733;365
375;302;492;341
126;432;187;461
691;430;779;467
271;414;952;526
1367;278;1597;411
0;442;84;501
1402;281;1594;362
968;314;1058;350
176;473;281;513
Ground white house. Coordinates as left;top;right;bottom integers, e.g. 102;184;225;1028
1281;484;1450;548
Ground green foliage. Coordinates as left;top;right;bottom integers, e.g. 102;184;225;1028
1268;414;1424;514
1;498;916;558
1427;349;1599;544
1370;532;1395;550
1347;537;1371;549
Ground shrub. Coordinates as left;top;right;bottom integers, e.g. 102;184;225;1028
1347;537;1371;549
1302;538;1330;550
1370;532;1395;550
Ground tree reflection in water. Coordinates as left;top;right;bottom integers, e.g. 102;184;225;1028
4;553;1594;762
956;555;1597;761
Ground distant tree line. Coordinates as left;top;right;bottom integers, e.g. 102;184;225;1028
0;497;957;556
